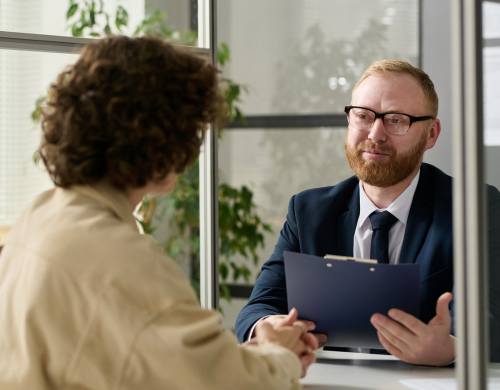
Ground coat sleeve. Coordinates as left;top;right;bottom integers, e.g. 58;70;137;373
120;302;302;390
487;185;500;361
235;195;301;343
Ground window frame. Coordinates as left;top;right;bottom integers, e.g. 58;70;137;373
452;0;490;389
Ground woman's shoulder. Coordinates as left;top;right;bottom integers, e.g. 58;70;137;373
6;185;198;314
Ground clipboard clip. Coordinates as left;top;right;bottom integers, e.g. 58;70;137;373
324;254;378;264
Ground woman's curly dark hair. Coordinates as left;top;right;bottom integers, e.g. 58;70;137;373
38;35;223;189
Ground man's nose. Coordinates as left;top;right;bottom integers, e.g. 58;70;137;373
367;117;387;143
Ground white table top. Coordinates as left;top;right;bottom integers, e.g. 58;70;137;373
300;350;459;390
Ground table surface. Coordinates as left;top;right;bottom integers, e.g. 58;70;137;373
300;350;500;390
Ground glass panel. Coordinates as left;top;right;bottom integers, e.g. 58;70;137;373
0;1;201;47
0;49;79;246
217;0;419;116
145;161;201;297
217;0;420;332
484;1;500;147
483;0;500;368
218;128;352;330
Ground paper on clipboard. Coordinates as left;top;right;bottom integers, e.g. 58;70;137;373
324;254;378;264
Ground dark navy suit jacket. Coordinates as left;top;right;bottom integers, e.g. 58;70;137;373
235;163;500;361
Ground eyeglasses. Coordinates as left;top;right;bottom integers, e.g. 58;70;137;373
344;106;434;135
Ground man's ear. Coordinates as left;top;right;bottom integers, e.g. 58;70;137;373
425;118;441;150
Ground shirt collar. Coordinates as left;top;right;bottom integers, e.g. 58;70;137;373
358;169;421;228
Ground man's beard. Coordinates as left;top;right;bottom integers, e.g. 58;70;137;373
344;129;428;188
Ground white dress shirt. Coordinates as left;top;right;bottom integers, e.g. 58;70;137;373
354;170;420;264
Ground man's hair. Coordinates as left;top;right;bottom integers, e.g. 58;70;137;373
38;36;223;190
352;60;439;118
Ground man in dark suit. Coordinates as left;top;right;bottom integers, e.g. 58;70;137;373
235;60;500;365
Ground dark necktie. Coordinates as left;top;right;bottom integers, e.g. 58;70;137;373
369;211;399;264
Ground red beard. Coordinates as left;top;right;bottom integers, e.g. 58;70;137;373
345;130;428;188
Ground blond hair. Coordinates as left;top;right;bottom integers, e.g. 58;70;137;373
352;60;439;118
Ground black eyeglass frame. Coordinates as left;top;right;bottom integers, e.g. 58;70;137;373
344;105;435;134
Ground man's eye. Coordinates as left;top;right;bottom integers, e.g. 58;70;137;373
391;118;400;123
358;114;368;119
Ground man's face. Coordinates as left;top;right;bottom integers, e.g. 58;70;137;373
345;73;439;187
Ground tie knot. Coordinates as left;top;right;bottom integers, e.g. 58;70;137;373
369;211;398;232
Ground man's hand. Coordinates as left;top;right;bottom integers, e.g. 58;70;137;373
370;292;455;366
256;311;328;348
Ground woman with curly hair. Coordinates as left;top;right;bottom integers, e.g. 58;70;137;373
0;36;316;389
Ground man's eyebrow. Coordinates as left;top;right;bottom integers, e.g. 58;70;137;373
383;108;406;114
356;106;407;114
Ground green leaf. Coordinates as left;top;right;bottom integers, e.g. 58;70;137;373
104;24;111;36
66;3;78;20
230;262;241;282
219;283;231;303
219;262;228;280
218;42;230;67
234;107;245;122
241;267;251;282
115;6;129;31
71;24;82;37
89;32;100;37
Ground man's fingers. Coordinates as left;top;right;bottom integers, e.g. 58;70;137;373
303;332;319;350
299;320;316;331
371;314;415;349
386;309;424;335
375;323;411;352
312;333;328;348
377;331;403;360
434;292;453;323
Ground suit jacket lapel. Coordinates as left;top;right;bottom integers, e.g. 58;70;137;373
335;184;360;257
400;165;435;264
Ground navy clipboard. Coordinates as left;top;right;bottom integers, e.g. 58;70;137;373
284;251;420;349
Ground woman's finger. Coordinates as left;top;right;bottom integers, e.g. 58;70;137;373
299;352;317;378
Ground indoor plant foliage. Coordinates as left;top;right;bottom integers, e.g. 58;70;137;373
32;0;270;302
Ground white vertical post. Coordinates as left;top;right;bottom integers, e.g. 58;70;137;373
452;0;489;389
199;0;219;310
197;0;210;49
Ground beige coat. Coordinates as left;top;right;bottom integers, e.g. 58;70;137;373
0;182;301;389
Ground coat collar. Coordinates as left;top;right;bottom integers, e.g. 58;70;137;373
335;184;360;257
71;180;138;229
333;163;435;262
399;164;435;264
